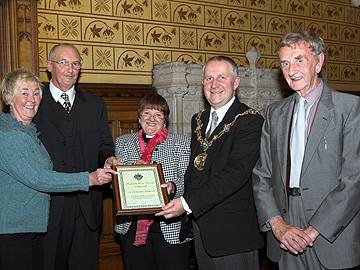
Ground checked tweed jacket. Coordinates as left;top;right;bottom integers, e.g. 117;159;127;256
114;132;191;244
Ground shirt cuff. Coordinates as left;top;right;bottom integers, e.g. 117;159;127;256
180;196;192;214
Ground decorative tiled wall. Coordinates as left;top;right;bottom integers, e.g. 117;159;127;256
37;0;360;90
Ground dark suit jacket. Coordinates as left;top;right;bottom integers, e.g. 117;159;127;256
184;98;264;257
33;85;114;231
253;84;360;269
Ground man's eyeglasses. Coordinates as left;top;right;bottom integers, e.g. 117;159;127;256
50;59;82;70
140;112;164;121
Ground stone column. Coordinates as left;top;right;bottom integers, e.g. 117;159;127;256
153;62;204;136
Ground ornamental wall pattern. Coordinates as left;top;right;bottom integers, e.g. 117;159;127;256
37;0;360;90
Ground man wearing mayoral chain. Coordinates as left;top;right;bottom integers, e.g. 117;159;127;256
156;56;264;270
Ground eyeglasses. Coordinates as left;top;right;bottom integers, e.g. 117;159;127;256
50;59;82;70
140;111;164;121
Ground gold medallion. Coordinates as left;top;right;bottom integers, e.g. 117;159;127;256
194;152;207;171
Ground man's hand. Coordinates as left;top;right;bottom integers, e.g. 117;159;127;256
269;216;314;254
304;225;319;242
155;198;185;219
161;182;175;195
89;168;117;186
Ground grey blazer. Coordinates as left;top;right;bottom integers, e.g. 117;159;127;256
114;132;192;244
252;84;360;269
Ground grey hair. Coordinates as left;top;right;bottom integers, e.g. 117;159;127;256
48;43;80;61
1;69;43;105
276;31;326;60
204;55;239;77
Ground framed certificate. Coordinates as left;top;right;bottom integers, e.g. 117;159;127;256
112;164;169;215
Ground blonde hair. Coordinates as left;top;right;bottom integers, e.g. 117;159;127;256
1;69;43;105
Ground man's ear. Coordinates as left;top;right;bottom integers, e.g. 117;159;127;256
316;53;325;74
233;76;240;90
46;60;53;73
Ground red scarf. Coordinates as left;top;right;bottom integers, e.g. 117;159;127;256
133;128;168;247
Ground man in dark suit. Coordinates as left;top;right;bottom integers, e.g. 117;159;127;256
157;56;264;270
252;31;360;269
33;44;116;270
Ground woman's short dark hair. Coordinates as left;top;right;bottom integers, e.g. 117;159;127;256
138;92;170;127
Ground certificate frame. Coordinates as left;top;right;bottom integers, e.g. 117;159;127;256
112;163;169;215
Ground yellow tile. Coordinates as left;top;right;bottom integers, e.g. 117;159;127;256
244;34;271;55
251;12;265;32
198;29;228;52
291;18;304;32
310;1;322;18
38;42;47;67
172;52;205;64
114;0;151;19
323;3;344;21
205;0;227;5
229;32;244;53
344;45;357;62
266;15;291;35
93;46;114;70
154;50;172;65
171;1;204;26
272;0;286;13
327;43;344;61
59;15;81;41
204;6;221;28
180;27;197;49
123;22;144;45
245;0;271;10
38;13;58;39
340;64;358;81
46;0;90;13
327;23;340;41
340;25;359;43
152;0;171;22
144;24;179;48
228;0;244;7
287;0;310;16
82;17;122;44
306;21;327;39
92;0;113;16
38;0;45;9
327;63;340;80
77;45;93;69
115;48;153;71
222;9;250;30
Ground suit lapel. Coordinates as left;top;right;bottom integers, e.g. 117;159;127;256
277;96;295;186
39;86;67;137
301;86;333;177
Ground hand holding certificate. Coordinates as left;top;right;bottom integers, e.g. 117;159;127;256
112;163;169;215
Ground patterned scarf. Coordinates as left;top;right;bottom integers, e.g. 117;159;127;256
133;128;168;247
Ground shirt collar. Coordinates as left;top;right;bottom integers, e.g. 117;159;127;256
209;96;235;124
49;81;76;105
296;79;323;107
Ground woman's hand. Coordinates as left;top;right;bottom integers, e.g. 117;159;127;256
104;156;123;168
89;168;117;186
133;159;147;165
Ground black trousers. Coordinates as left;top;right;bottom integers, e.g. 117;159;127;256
41;197;100;270
0;233;43;270
119;221;191;270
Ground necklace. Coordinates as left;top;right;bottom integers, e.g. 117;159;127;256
193;108;258;171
